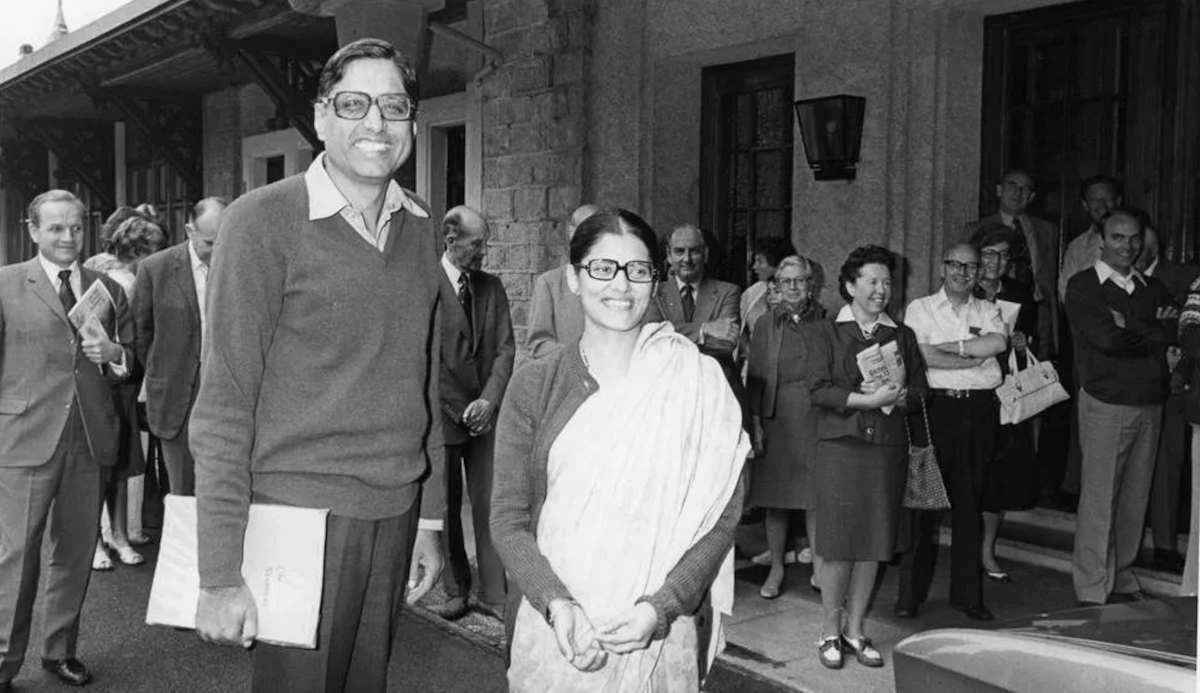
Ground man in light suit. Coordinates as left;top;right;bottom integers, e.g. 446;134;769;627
435;205;515;621
644;223;742;372
0;190;134;690
522;203;599;361
964;169;1060;356
133;197;226;496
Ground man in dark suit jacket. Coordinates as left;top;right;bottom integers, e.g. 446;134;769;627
435;205;515;621
963;169;1061;356
133;197;226;495
644;224;742;379
522;203;599;362
0;190;133;690
1136;225;1200;571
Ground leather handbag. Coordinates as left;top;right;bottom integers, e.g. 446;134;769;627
996;348;1069;425
902;397;951;511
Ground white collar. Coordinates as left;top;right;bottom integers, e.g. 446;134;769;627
38;254;78;284
930;285;983;310
675;276;700;293
441;252;465;286
187;241;206;272
835;303;897;328
1143;256;1160;278
304;152;428;221
1094;261;1146;290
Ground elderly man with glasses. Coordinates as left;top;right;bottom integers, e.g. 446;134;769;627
189;38;446;693
894;243;1008;622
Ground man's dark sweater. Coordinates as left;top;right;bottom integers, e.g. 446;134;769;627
1065;266;1174;406
191;174;445;588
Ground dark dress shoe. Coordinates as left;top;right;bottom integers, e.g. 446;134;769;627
950;602;994;621
1077;600;1104;608
1153;550;1186;573
892;603;919;619
41;658;91;686
433;596;469;621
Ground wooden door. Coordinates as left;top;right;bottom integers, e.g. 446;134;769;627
700;54;795;285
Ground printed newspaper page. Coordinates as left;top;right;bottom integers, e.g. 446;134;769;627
146;495;328;648
67;280;115;341
856;341;906;414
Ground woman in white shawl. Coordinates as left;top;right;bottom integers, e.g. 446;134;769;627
491;209;749;692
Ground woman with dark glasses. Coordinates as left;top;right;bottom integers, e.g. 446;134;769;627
491;209;749;692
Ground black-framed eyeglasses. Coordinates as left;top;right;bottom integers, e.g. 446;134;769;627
943;259;980;274
778;276;812;288
316;91;416;122
980;249;1011;262
575;259;657;283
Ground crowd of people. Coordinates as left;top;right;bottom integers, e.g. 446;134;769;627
0;36;1196;693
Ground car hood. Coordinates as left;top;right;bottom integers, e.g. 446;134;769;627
998;597;1196;667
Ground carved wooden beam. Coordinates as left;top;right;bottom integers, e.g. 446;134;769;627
80;82;202;194
13;120;114;209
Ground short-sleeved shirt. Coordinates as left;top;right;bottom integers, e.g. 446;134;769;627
905;287;1005;390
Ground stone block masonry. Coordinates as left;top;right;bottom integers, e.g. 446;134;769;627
481;0;592;350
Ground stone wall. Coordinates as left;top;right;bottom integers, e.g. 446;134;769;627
480;0;591;346
201;87;242;200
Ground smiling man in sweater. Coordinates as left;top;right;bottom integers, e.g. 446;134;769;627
189;39;445;693
1065;208;1176;607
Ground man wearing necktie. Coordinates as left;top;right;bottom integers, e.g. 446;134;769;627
644;224;742;382
134;197;227;496
0;190;134;690
435;206;515;621
963;169;1060;357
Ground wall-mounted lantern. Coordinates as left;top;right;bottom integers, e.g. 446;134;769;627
793;95;866;181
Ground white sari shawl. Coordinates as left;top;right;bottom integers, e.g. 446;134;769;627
509;323;750;692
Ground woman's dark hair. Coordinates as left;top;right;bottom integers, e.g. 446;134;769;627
109;216;166;264
969;221;1026;259
569;209;663;274
750;237;794;269
99;206;143;251
837;244;896;302
317;38;419;106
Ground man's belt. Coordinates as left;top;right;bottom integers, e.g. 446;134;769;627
930;388;992;399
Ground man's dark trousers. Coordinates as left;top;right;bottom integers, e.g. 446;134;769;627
898;393;996;609
443;432;506;606
249;501;419;693
0;405;102;683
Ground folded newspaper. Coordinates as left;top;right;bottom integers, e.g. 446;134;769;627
67;280;115;341
146;495;328;649
856;341;905;414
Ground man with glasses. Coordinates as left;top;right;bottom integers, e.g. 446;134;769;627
645;224;742;382
189;39;445;693
1066;209;1175;606
896;244;1008;622
964;169;1060;357
434;205;515;622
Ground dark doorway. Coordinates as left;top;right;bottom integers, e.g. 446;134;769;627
980;0;1199;260
700;53;795;285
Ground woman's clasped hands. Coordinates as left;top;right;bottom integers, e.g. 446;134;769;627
548;599;659;672
859;378;906;409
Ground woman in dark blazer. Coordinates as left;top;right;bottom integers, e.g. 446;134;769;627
808;245;927;670
746;255;824;599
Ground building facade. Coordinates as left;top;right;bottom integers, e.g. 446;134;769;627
1;0;1197;343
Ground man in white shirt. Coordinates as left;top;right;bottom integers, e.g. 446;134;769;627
134;197;227;496
895;243;1007;622
0;190;133;690
1058;175;1123;302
